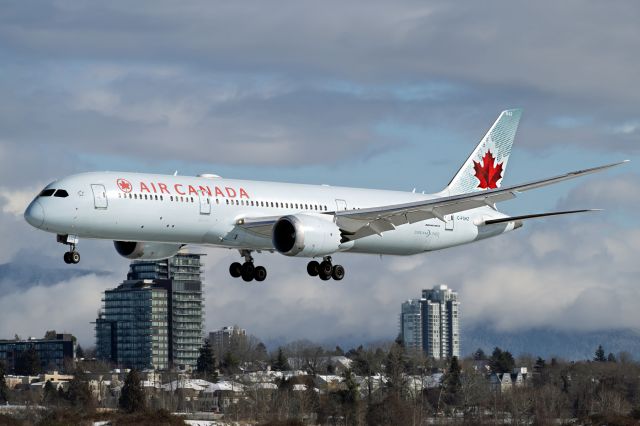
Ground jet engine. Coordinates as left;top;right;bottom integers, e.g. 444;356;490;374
272;214;341;257
113;241;184;260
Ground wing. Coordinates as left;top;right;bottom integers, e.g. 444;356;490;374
235;216;280;238
335;161;628;241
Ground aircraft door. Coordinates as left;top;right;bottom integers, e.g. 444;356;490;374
198;191;211;215
335;199;347;211
91;184;108;209
445;214;454;231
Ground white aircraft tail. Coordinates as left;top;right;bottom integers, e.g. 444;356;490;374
443;109;522;196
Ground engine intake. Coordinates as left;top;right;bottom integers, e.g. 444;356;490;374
272;214;341;257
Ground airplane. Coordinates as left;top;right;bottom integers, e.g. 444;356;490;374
23;109;627;282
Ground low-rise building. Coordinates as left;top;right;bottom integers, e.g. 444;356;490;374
0;334;75;373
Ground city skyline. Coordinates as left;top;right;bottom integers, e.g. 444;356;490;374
0;1;638;353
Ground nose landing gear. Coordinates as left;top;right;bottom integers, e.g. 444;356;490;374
307;257;345;281
58;234;80;265
229;250;267;282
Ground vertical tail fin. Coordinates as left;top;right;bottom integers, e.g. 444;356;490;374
443;109;522;196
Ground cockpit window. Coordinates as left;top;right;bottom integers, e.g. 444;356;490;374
40;189;56;197
53;189;69;198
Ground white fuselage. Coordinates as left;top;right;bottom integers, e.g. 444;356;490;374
25;171;516;257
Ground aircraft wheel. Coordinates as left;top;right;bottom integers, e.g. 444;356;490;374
332;264;345;281
307;261;320;276
63;252;72;264
241;262;254;282
229;262;242;278
70;251;80;264
319;260;333;276
254;266;267;282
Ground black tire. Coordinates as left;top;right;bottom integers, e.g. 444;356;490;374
319;271;331;281
307;260;320;276
71;252;80;264
254;266;267;282
319;260;333;276
332;264;345;281
229;262;242;278
63;252;72;264
241;262;254;282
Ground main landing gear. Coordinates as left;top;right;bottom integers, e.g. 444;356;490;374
307;256;345;281
57;234;80;265
229;250;267;282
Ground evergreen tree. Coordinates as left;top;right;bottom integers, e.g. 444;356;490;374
119;369;146;413
15;346;41;375
473;348;487;361
221;351;240;375
42;380;55;404
533;357;548;387
271;347;290;371
196;340;218;382
66;372;94;412
489;347;515;374
594;345;606;362
76;344;85;359
607;352;617;363
443;356;462;404
0;361;8;403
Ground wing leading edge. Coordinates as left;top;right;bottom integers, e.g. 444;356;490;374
334;160;628;241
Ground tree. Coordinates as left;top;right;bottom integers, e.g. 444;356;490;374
76;344;85;359
196;339;218;382
15;346;41;375
221;351;240;375
607;352;617;363
443;356;462;405
42;380;56;404
44;330;58;340
594;345;606;362
119;369;146;413
489;347;515;374
66;372;94;412
473;348;487;361
271;347;290;371
0;361;8;403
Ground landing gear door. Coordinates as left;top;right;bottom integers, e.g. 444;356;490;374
445;215;454;231
335;199;347;211
91;184;108;209
199;191;211;215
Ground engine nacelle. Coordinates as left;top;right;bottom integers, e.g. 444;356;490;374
114;241;184;260
272;214;341;257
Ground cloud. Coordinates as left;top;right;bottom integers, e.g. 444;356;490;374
0;0;638;350
0;273;117;345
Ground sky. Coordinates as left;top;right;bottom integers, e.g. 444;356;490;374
0;0;638;350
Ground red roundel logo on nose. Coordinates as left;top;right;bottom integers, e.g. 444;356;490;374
117;178;133;193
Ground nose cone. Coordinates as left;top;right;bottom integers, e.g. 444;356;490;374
24;200;45;228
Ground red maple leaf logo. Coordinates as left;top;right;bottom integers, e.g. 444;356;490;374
473;150;503;189
117;178;132;193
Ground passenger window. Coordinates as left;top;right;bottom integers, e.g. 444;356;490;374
129;194;132;199
271;202;274;207
53;190;69;198
40;189;56;197
134;194;138;199
216;199;219;204
160;196;163;201
260;201;264;207
170;196;173;201
226;199;229;205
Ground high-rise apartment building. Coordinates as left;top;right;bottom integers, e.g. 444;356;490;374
400;285;460;359
208;325;247;358
95;280;170;370
128;252;205;368
96;252;204;370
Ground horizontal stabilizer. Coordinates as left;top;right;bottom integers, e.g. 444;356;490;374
483;209;601;225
